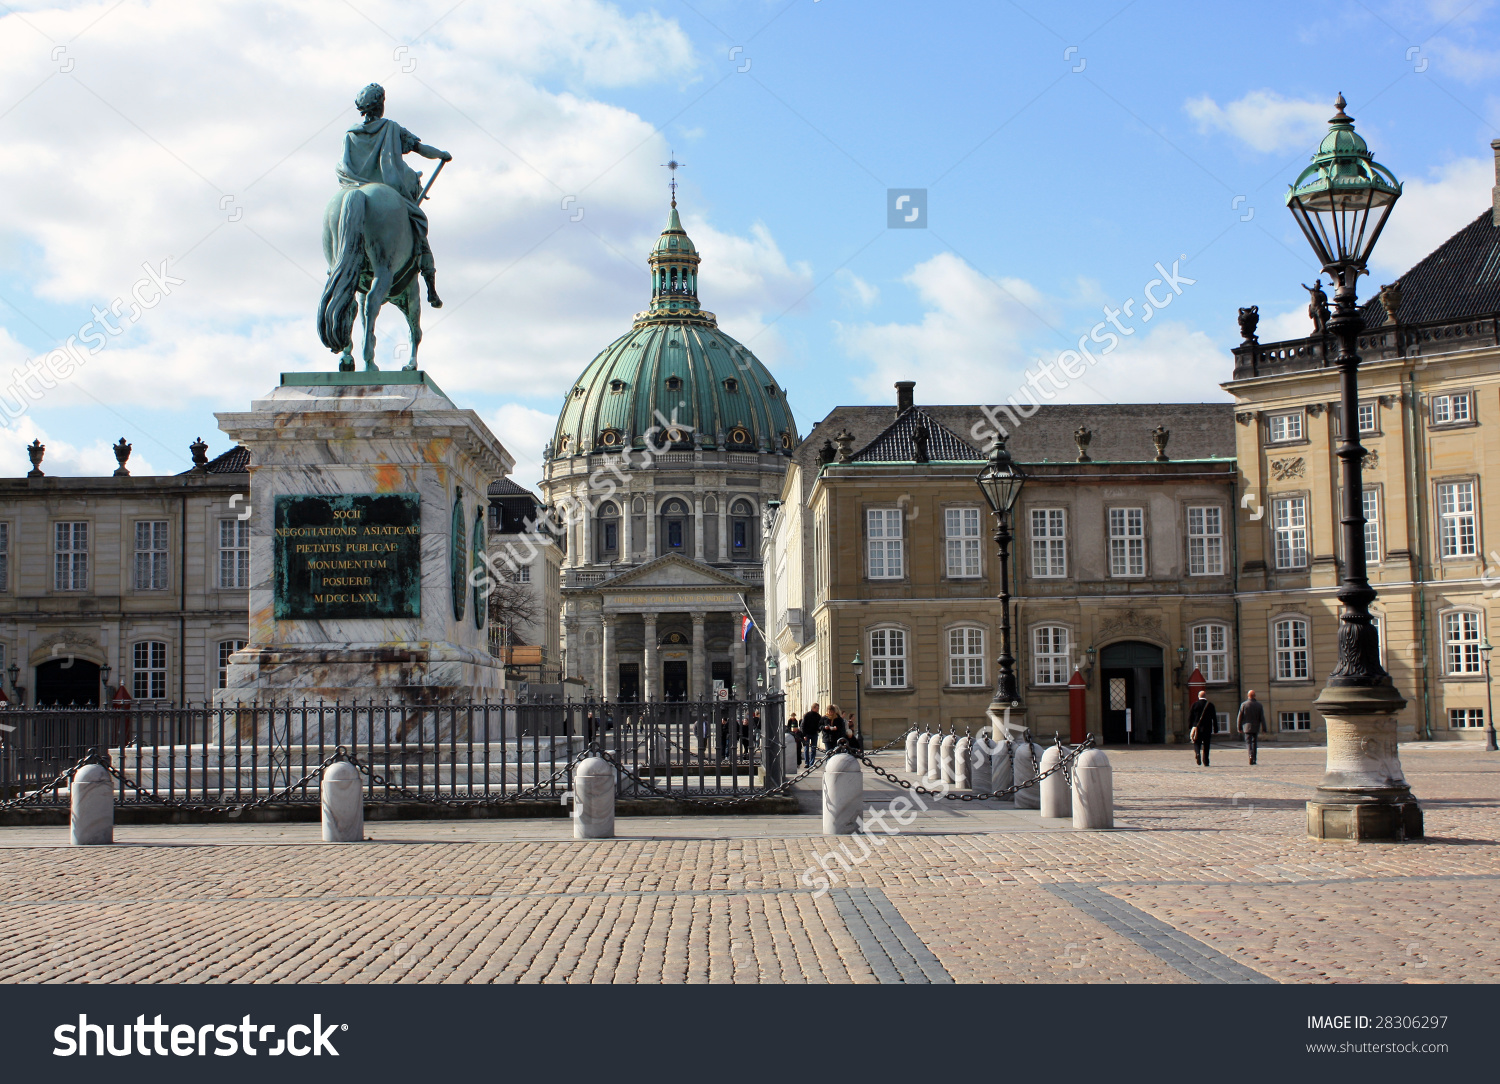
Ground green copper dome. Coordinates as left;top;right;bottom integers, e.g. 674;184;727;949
550;205;798;458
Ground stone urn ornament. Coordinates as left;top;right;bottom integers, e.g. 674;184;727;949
1073;425;1092;463
1237;305;1259;343
1151;425;1170;462
112;437;132;477
26;438;44;478
190;437;209;472
834;428;855;463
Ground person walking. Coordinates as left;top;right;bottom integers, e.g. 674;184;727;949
799;703;823;767
788;712;803;764
821;704;848;755
1187;689;1217;767
1236;689;1266;766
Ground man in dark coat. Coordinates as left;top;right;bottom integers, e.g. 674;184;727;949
1237;690;1266;766
800;703;823;767
1187;689;1217;767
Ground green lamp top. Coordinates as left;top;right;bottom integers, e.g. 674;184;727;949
1286;94;1401;212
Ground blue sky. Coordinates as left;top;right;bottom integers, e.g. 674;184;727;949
1;0;1498;489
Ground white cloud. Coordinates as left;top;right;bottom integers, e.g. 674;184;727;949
835;269;879;308
1185;90;1330;154
1064;323;1231;404
487;403;557;492
1371;156;1492;275
0;415;163;477
0;0;807;461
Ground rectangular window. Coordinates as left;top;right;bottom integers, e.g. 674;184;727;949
219;518;250;589
1032;626;1070;685
1108;507;1145;576
1449;708;1486;729
668;519;683;548
132;641;167;700
1438;482;1477;558
733;520;747;550
869;628;906;688
1268;413;1303;442
1274;618;1309;680
217;639;246;689
1362;489;1380;563
947;627;985;686
54;521;88;591
513;564;531;584
1279;711;1312;732
0;521;8;592
1187;506;1223;576
1191;624;1229;683
944;507;981;578
866;509;904;580
1272;497;1308;569
1432;393;1471;425
1213;711;1230;735
1030;508;1067;578
602;521;619;553
1444;611;1482;675
134;520;169;591
1357;402;1376;433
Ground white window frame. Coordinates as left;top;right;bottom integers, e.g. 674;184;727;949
1431;392;1471;425
1272;496;1308;570
1213;711;1230;735
219;518;251;589
132;640;168;701
1191;623;1229;683
1279;710;1312;732
1273;617;1310;680
54;521;88;591
944;507;982;579
866;508;904;580
1267;412;1303;443
1187;505;1223;576
1437;481;1477;558
1107;507;1146;577
217;639;246;689
1449;708;1486;729
1029;508;1067;578
134;520;169;591
1032;625;1071;685
947;627;985;686
1362;488;1380;564
1443;610;1483;675
868;627;907;688
1356;402;1377;433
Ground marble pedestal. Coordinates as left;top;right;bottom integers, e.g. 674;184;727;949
215;372;513;707
1307;684;1423;842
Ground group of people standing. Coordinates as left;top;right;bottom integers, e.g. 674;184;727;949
787;703;860;766
1187;689;1266;767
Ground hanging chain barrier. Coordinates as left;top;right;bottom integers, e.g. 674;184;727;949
857;732;1095;802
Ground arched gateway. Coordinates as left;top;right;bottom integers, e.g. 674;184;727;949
1099;640;1165;744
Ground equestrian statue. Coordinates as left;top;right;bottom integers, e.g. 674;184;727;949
317;83;451;371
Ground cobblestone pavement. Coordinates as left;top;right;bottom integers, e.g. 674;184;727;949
0;743;1495;984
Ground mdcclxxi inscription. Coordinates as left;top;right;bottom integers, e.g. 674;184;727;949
273;493;421;619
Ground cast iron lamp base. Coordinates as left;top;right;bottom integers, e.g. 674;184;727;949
1306;684;1423;842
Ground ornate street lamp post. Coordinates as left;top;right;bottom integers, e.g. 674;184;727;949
850;651;864;747
1288;95;1421;839
1481;640;1498;753
976;437;1027;717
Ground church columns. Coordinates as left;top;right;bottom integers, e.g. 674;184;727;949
601;614;617;701
579;485;592;566
643;614;658;701
693;497;705;561
718;503;727;564
646;498;656;556
621;499;633;563
690;613;706;700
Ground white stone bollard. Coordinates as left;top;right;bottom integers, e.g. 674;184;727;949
1013;741;1040;809
915;730;931;778
970;733;992;793
574;756;616;839
320;760;364;842
991;740;1014;797
924;733;943;784
1039;745;1072;818
953;735;972;789
939;732;957;785
69;763;113;846
904;728;919;774
1072;748;1114;829
822;752;864;835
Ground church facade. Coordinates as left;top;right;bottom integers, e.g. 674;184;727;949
538;201;797;701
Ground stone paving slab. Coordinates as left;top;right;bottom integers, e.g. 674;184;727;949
0;745;1493;983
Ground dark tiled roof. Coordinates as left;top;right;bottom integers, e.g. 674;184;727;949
176;446;249;475
487;478;534;497
850;407;984;462
1361;209;1500;328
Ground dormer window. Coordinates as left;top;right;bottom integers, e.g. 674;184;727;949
729;426;751;446
572;386;585;399
765;384;777;397
724;378;739;392
665;375;683;391
609;379;626;392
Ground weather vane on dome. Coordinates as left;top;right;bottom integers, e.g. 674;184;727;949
662;152;684;207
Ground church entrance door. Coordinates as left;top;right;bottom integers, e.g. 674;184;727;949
662;660;688;702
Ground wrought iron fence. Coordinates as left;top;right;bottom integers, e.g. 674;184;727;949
0;695;786;807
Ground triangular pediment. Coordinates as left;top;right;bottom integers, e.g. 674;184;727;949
600;553;747;589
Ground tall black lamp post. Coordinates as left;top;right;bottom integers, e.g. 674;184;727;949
976;436;1026;711
1288;95;1421;840
850;652;864;746
1481;639;1498;753
7;661;20;707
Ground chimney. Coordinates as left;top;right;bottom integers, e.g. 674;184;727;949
895;380;915;417
1492;139;1500;226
